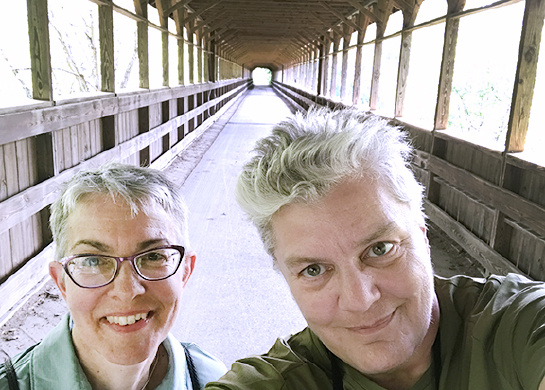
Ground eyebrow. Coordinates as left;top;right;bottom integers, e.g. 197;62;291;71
282;221;399;271
355;221;398;248
69;239;169;254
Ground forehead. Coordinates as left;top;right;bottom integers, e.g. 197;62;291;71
271;179;417;256
66;194;180;241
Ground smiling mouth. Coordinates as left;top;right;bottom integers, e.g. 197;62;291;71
348;311;395;333
106;312;149;326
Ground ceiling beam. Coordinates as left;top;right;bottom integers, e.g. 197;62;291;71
319;2;362;31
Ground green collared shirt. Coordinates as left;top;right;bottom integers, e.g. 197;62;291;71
0;314;227;389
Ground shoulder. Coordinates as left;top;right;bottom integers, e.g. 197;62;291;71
0;343;38;389
436;273;545;313
181;341;228;384
204;328;333;390
436;273;545;388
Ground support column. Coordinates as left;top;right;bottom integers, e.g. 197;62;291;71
434;0;466;129
394;1;422;117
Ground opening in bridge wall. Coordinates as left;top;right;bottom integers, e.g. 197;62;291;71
252;68;272;86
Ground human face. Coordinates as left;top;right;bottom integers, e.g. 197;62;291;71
49;194;195;365
272;178;438;380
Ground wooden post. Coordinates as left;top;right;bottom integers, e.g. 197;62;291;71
209;35;216;82
340;25;353;103
188;24;195;84
434;0;466;129
353;13;369;105
317;37;325;96
197;29;203;84
203;35;209;82
156;0;170;87
394;1;422;117
134;1;149;89
98;1;115;92
330;33;340;99
504;0;545;152
323;33;331;97
27;0;52;100
174;9;185;85
369;0;393;110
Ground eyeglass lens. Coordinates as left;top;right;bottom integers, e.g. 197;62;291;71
65;247;182;288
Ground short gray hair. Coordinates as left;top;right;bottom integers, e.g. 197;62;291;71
50;162;190;259
235;107;425;256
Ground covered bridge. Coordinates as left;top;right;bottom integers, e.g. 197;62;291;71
1;0;544;333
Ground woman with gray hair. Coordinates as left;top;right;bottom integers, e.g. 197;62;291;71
206;107;545;390
1;163;226;390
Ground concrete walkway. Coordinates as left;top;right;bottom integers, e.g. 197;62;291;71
166;86;306;366
0;85;483;367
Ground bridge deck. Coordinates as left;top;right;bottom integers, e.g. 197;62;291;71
0;86;483;367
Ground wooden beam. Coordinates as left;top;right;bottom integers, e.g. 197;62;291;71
433;0;466;129
394;3;423;116
424;200;522;275
504;0;545;152
319;1;362;31
136;5;149;89
330;33;341;99
185;0;224;26
26;0;52;100
310;11;344;37
99;1;115;92
345;0;379;22
369;0;394;110
353;13;370;104
340;25;352;102
164;0;192;17
322;34;331;96
429;154;545;238
187;26;195;84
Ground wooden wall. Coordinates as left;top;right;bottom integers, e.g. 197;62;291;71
0;78;251;323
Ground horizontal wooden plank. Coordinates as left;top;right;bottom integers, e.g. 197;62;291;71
424;200;522;276
0;82;249;235
0;79;250;145
429;155;545;238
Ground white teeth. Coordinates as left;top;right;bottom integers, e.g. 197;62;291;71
106;312;148;325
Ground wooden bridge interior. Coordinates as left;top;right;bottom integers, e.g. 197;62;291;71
0;0;544;323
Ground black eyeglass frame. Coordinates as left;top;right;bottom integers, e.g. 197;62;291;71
59;245;186;289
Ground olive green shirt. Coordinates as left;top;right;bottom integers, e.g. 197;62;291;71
206;274;545;389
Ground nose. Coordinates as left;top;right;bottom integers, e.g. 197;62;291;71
337;270;380;312
108;261;146;300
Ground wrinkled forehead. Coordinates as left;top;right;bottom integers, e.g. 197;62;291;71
68;193;183;239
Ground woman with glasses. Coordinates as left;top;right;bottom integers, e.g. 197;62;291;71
0;163;226;389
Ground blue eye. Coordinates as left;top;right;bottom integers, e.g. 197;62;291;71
301;264;326;277
368;242;394;257
81;256;103;267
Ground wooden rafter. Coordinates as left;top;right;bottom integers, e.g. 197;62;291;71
319;1;362;31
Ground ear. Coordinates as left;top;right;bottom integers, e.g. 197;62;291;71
49;261;68;301
180;251;196;287
421;226;430;255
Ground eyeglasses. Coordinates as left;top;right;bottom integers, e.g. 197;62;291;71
59;245;185;289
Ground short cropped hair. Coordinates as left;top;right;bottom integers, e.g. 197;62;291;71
50;162;190;259
235;107;425;256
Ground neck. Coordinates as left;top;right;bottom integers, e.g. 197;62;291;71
77;344;168;390
369;296;441;390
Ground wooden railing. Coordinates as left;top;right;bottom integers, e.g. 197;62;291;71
0;77;252;323
272;80;545;281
